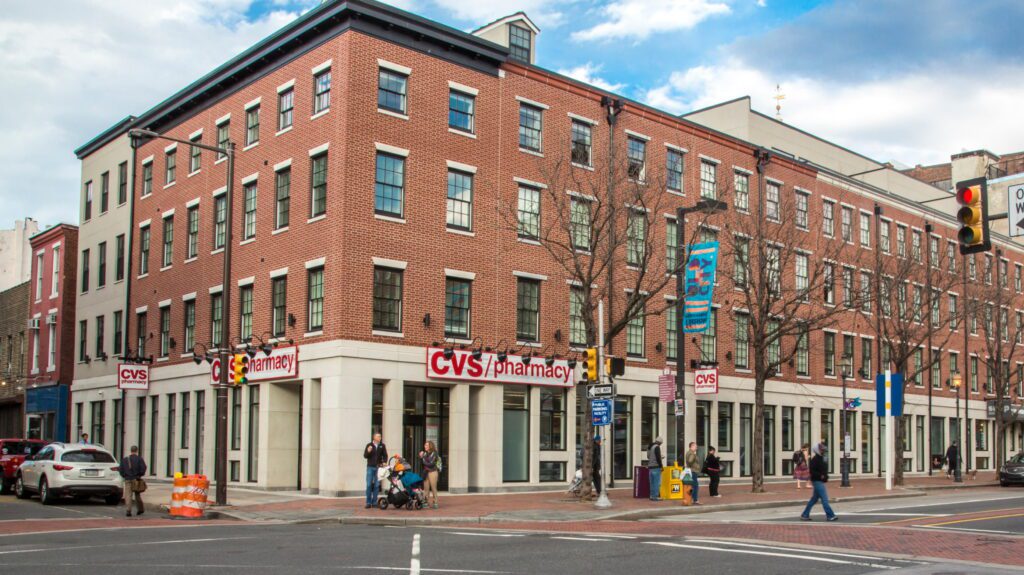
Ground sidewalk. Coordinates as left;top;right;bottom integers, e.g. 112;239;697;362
152;474;999;525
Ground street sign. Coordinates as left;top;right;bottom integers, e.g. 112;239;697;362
592;399;612;426
1010;183;1024;238
658;373;674;402
674;398;685;416
587;384;616;398
875;372;904;416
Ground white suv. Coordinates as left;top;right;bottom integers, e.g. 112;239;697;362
15;443;123;505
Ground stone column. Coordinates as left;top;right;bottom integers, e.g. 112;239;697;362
318;374;372;496
302;378;321;493
447;383;469;493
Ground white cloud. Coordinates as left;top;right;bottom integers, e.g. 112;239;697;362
572;0;730;42
756;0;766;7
557;62;625;92
643;58;1024;166
0;0;314;227
428;0;565;28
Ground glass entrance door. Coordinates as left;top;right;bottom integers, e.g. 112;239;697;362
403;386;449;490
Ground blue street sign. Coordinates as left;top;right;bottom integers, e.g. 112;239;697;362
875;373;904;417
592;399;612;426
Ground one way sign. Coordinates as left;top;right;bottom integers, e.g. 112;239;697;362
1010;183;1024;238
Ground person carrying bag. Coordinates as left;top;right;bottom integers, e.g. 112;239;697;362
119;445;148;517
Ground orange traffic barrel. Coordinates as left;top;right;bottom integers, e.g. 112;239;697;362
169;474;188;517
178;474;209;519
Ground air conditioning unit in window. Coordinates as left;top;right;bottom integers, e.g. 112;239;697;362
46;313;57;325
27;318;40;330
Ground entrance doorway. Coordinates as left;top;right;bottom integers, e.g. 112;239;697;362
403;386;449;490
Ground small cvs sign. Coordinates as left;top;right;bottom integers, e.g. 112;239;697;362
694;367;719;394
118;364;150;391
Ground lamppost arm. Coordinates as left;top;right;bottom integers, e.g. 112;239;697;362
128;129;231;156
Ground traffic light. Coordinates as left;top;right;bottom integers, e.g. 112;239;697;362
956;177;990;255
605;356;625;378
232;353;249;385
583;348;599;382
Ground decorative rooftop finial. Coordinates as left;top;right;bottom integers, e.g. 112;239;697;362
773;83;785;121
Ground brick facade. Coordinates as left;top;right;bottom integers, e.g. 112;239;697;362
0;281;29;436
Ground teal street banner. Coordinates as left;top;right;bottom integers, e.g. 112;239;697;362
682;241;719;333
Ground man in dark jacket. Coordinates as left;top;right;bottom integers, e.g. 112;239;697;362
800;442;837;521
364;433;388;509
119;445;147;517
945;441;959;479
592;435;603;495
647;437;664;501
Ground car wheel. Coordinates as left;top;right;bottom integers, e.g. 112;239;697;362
0;479;10;494
14;475;30;499
105;494;121;505
39;477;55;505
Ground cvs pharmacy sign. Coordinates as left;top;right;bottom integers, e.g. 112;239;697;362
426;347;574;387
209;346;300;384
118;364;150;390
694;367;718;394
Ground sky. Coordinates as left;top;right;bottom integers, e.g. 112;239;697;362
1;0;1022;229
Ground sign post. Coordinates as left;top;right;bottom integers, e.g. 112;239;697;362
595;299;611;509
876;370;904;491
1009;183;1024;238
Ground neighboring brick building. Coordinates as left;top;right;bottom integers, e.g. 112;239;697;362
74;1;1021;495
24;224;77;441
0;281;29;437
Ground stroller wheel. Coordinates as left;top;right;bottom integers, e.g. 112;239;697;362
415;499;424;510
377;498;389;510
406;501;415;510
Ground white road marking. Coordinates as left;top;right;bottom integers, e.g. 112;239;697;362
410;533;421;575
51;506;91;516
918;524;1020;535
346;568;509;573
0;536;254;555
858;495;1024;513
685;539;919;563
646;542;897;570
550;536;614;542
447;532;524;537
841;512;951;517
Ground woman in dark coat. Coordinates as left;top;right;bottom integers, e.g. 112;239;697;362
703;447;722;497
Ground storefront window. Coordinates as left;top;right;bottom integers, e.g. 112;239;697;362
782;406;795;475
861;412;873;473
372;382;384;436
613;397;632;480
248;386;260;482
540;388;566;451
916;415;925;472
821;409;834;473
800;407;812;449
763;405;775;476
503;386;529;482
640;397;658;458
975;420;988;451
166;394;175;477
930;416;945;471
740;404;752;476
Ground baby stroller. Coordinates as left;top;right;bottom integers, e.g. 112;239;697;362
377;455;426;510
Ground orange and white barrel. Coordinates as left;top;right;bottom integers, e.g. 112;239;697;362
178;474;209;519
169;474;189;517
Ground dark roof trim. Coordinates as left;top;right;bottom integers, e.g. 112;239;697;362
472;12;541;35
132;0;508;133
74;115;137;160
29;223;77;243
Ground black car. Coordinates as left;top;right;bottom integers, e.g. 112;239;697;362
999;452;1024;486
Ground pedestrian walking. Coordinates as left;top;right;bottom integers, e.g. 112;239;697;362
800;442;837;521
364;432;388;509
419;441;442;509
592;435;603;495
684;442;702;505
945;441;959;479
119;445;147;517
703;447;721;498
793;443;811;489
647;436;664;501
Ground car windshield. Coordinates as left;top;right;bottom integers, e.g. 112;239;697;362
1;441;44;456
1010;453;1024;464
61;450;116;463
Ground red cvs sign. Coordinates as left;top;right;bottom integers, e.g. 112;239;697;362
693;367;719;395
118;364;150;390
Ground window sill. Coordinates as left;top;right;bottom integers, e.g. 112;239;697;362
49;293;58;300
211;248;224;256
517;237;541;246
307;215;327;225
184;257;198;264
181;353;193;359
372;330;404;338
163;182;176;190
30;369;39;375
96;285;106;291
310;109;330;121
626;265;641;271
115;279;124;285
571;162;594;172
159;265;172;272
519;148;543;158
239;238;255;246
156;357;169;363
448;128;476;139
377;108;408;121
516;341;542;348
667;189;685;197
276;126;294;137
374;214;406;224
272;227;289;235
735;368;752;374
215;158;226;166
304;330;323;338
137;273;148;280
627;357;648;363
446;228;475;238
243;142;260;152
188;170;201;178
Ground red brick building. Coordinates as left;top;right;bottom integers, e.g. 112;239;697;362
99;1;1022;494
24;224;77;441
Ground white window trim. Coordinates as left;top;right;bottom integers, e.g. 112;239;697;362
141;155;154;165
277;79;296;94
241;173;259;185
244;97;262;110
162;208;175;218
312;59;332;75
270;267;289;278
212;185;227;198
377;108;409;121
513;176;547;189
185;197;200;208
274;158;293;172
513;271;548;281
666;143;688;154
568;112;598;126
445;268;476;281
733;166;753;175
377;59;411;75
624;129;651;141
189;128;203;140
766;177;784;186
138;218;152;228
515;96;548;110
375;142;409;157
135;305;148;314
208;285;223;294
446;160;477;174
237;276;255;287
182;292;196;302
309;143;329;157
215;113;231;126
698;154;721;165
164;142;177;153
448;80;479;96
305;257;326;269
567;190;598;202
158;299;172;308
372;257;407;270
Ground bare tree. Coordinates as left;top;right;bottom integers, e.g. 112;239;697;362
718;151;864;493
966;249;1024;471
866;222;960;486
499;115;715;498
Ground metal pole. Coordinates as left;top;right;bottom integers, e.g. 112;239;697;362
925;222;934;476
841;371;850;487
674;206;686;465
215;142;235;506
595;299;611;509
885;369;893;491
874;204;884;478
955;390;962;482
958;252;968;484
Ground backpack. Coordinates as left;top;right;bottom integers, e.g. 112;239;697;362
792;450;804;465
436;454;444;473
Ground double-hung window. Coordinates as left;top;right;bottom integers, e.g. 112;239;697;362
666;149;683;193
139;226;150;275
310;153;327;218
278;88;294;130
699;160;716;199
307;268;324;332
446;170;473;231
314;69;331;114
519;104;542;152
141;163;153;197
216;121;230;161
626;209;646;266
189;136;201;173
378;69;407;114
213;195;226;250
571;198;591;252
822;200;834;236
97;242;107;288
161;215;173;268
239;286;253;340
165;150;176;185
183;300;195;352
516;279;540;342
626;302;645;358
372;267;403;332
242;182;257;240
860;212;871;247
880;220;890;253
840;206;853;242
271;277;287;337
570;120;591;166
627;137;646;181
444;278;471;338
517;185;540;240
245;105;260;146
374;153;405;218
275;168;291;229
509;24;532;62
186;206;199;259
734;172;749;212
795;190;808;229
448;90;475;133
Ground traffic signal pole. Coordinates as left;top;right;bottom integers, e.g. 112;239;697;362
215;143;235;506
595;299;611;510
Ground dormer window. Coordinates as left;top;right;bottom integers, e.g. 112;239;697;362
509;24;531;63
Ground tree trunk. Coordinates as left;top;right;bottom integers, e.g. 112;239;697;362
893;414;905;487
751;350;766;493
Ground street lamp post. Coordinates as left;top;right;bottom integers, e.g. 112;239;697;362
951;373;963;483
674;199;727;464
839;354;852;487
129;128;235;506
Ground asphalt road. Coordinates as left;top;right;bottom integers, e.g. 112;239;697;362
0;491;130;521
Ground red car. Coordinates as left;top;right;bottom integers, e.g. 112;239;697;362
1;439;47;494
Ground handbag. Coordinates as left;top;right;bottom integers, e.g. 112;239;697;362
134;478;148;493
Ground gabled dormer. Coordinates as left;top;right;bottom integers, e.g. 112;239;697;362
472;12;540;65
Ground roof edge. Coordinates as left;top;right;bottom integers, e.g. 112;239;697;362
74;115;137;159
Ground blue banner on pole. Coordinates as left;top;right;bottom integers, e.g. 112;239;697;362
682;241;720;333
592;399;612;426
875;373;904;417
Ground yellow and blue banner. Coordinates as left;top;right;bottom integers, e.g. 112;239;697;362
682;241;719;333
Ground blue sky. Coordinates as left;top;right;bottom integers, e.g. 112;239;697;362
1;0;1022;229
